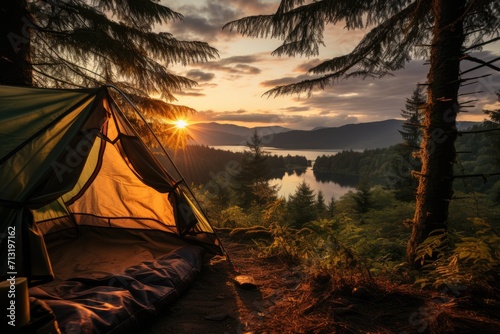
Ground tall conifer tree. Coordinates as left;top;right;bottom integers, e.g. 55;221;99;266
224;0;500;266
399;86;426;149
0;0;218;121
393;85;425;201
288;181;316;228
235;131;275;207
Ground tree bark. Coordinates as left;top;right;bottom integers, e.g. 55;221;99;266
0;0;32;86
407;0;466;266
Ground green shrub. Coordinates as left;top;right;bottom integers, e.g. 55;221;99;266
415;218;500;290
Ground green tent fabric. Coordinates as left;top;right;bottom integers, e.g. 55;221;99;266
0;85;222;286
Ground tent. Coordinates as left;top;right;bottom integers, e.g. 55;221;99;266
0;85;223;333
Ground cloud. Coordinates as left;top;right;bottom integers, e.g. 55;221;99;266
175;91;206;97
163;0;278;43
233;64;261;74
192;109;279;124
302;52;499;123
174;81;219;97
193;55;262;76
293;59;323;73
254;59;429;123
163;3;235;42
191;108;360;130
186;69;215;82
260;74;312;87
219;55;261;64
279;105;310;113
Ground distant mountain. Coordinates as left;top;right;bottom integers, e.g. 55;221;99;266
187;120;482;149
192;122;253;137
456;121;481;131
188;122;292;146
311;126;328;131
264;119;405;149
188;127;245;146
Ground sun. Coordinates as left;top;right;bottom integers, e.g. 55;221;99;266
175;119;188;129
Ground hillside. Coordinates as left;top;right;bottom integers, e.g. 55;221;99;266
265;119;405;149
188;120;404;148
186;120;481;149
188;122;291;146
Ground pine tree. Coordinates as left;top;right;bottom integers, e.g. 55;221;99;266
235;131;276;207
287;181;317;228
393;85;426;201
315;190;327;218
1;0;218;121
327;197;336;218
399;86;426;149
223;0;500;266
353;180;371;214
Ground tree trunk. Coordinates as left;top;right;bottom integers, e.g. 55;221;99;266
406;0;466;266
0;0;32;86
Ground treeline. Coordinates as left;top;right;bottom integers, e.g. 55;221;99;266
314;148;399;179
165;145;309;185
312;121;500;201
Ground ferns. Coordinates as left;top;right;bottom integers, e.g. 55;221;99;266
257;218;377;285
197;181;499;292
257;214;499;291
415;218;500;290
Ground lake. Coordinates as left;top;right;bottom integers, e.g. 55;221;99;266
211;146;357;201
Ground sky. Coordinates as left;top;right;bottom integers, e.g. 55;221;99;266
161;0;500;130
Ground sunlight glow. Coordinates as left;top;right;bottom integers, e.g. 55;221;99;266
175;119;188;129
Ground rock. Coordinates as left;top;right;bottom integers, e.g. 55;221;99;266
234;275;258;290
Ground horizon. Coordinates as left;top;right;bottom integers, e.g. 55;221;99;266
162;0;500;131
188;117;484;132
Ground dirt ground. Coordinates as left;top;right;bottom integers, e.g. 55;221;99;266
141;231;500;334
141;232;288;334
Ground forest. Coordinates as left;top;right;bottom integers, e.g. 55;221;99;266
167;144;309;185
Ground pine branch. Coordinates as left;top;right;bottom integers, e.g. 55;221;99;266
463;36;500;51
458;99;478;104
458;91;480;96
460;81;478;87
32;67;86;88
460;56;500;76
226;0;430;97
458;74;491;83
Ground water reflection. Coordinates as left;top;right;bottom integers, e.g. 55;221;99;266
210;146;360;200
313;171;359;187
269;167;357;200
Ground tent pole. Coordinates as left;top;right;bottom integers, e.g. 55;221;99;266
104;85;185;181
104;84;230;259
